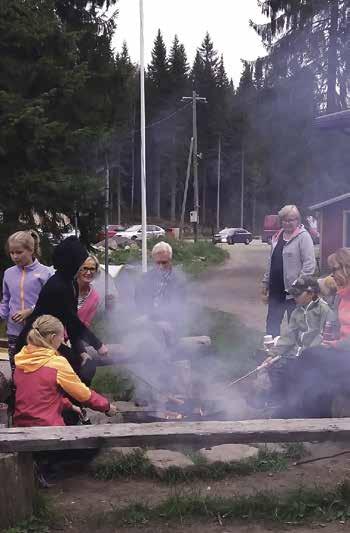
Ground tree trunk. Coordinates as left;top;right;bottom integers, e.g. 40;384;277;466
201;164;207;226
117;173;121;225
170;135;177;223
326;0;339;113
154;153;161;218
251;182;257;235
116;146;121;225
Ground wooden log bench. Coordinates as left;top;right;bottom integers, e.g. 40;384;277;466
2;418;350;454
1;418;350;528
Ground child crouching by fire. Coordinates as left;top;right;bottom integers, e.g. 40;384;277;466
260;276;333;414
13;315;116;428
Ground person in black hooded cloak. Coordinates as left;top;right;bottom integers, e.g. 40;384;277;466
16;237;108;384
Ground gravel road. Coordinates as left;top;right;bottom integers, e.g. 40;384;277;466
192;240;270;332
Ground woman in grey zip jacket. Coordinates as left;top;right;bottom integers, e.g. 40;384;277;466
262;205;316;337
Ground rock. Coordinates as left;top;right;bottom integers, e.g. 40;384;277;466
90;446;142;469
145;449;194;478
256;443;286;454
85;408;122;425
199;444;259;464
0;453;34;530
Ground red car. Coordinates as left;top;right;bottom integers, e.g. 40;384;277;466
97;225;125;242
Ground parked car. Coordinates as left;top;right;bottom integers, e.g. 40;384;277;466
116;224;165;241
213;228;252;245
212;228;234;244
97;224;125;242
262;215;281;244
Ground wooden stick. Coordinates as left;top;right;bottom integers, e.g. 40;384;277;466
226;356;281;388
126;369;184;406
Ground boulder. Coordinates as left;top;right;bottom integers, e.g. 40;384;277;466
90;446;142;470
145;449;194;478
199;444;259;464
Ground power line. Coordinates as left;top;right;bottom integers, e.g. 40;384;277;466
96;101;192;173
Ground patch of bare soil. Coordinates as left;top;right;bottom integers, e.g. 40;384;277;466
49;441;350;532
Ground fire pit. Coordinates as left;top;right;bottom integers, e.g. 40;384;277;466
121;398;225;423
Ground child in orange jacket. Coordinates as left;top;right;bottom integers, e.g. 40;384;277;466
14;315;116;427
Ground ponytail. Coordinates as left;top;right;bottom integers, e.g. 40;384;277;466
7;229;41;258
27;315;64;350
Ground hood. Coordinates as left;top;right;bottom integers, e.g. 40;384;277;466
337;285;350;300
272;224;306;244
52;236;88;280
15;345;58;373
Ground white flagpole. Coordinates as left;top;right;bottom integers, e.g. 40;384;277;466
139;0;148;272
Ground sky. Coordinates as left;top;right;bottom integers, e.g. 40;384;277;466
112;0;268;87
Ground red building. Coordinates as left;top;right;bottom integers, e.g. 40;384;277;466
310;193;350;271
310;109;350;271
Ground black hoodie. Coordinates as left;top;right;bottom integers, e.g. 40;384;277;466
16;237;102;355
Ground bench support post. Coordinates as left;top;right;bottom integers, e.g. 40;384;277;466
0;452;35;529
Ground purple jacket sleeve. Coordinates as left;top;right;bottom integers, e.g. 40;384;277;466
0;275;10;321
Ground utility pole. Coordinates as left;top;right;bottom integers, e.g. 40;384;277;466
240;147;245;228
179;137;194;240
216;135;222;231
104;153;110;310
181;91;207;241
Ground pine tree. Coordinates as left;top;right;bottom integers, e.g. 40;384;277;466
254;0;350;111
167;36;190;221
147;30;170;217
216;55;230;89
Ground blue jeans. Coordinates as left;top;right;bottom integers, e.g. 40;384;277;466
266;296;295;337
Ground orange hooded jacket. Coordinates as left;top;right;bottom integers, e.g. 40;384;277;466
14;345;109;427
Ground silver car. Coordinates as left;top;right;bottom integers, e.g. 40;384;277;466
116;224;165;241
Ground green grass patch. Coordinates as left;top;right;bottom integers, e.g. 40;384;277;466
100;237;229;276
91;367;134;401
190;308;262;380
91;449;153;481
3;491;54;533
93;480;350;528
91;448;293;484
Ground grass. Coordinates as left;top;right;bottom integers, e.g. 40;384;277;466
101;237;229;276
3;491;53;533
190;307;263;380
8;480;350;531
90;306;263;399
91;447;300;484
91;367;134;401
89;480;350;528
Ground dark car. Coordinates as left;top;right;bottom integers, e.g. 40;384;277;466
213;227;252;245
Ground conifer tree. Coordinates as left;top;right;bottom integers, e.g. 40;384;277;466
147;30;170;217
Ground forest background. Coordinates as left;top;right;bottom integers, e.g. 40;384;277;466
0;0;349;245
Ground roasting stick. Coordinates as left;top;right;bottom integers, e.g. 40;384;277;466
126;368;185;405
226;356;281;388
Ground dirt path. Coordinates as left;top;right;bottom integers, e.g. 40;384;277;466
192;241;269;332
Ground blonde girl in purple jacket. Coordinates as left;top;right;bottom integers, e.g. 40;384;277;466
0;230;52;371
